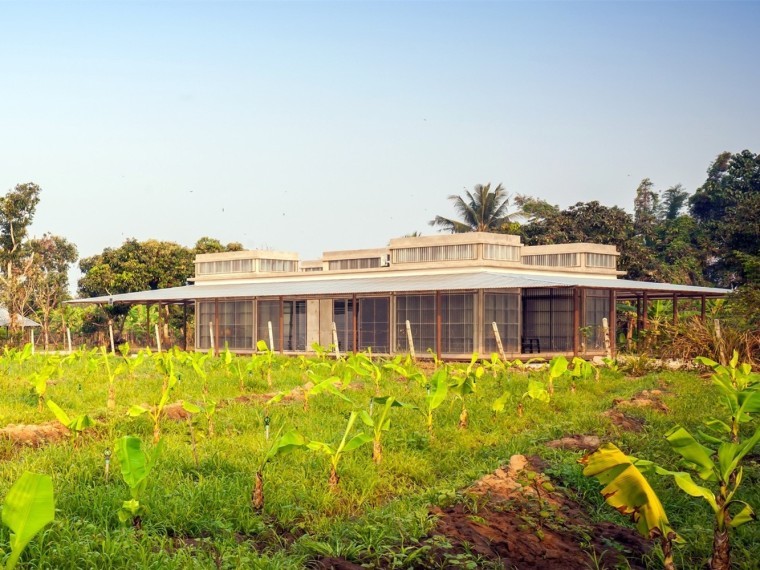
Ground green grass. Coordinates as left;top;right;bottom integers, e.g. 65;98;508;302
0;350;756;568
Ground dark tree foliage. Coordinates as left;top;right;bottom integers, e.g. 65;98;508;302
689;150;760;288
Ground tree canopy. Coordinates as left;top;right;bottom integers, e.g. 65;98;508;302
429;183;518;233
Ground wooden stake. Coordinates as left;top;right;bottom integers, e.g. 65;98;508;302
155;324;162;353
714;318;726;365
492;322;507;361
602;317;611;358
209;320;215;353
331;322;341;359
405;320;416;361
267;321;274;352
108;320;115;354
30;329;35;355
66;327;73;353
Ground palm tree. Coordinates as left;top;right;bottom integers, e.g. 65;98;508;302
429;183;516;233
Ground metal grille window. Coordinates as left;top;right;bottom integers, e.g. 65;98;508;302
256;300;280;350
585;253;616;269
392;244;476;264
441;293;474;354
522;254;579;267
197;301;252;350
483;292;520;353
258;259;298;272
482;244;520;261
584;290;610;349
197;301;215;349
328;258;381;271
333;299;354;352
358;297;389;353
395;294;436;354
522;288;574;351
283;300;307;351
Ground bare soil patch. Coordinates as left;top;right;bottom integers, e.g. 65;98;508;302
0;421;69;446
613;389;669;413
546;434;602;451
603;410;646;432
427;454;648;569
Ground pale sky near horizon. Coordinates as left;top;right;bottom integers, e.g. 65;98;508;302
1;1;759;290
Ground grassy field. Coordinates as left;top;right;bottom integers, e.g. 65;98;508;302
0;347;757;569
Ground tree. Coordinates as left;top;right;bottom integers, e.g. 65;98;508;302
194;237;243;254
429;183;519;233
28;235;78;349
0;183;42;337
689;150;760;288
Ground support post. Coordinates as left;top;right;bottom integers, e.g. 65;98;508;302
208;320;215;353
182;302;188;351
331;322;341;359
66;327;73;353
268;321;275;352
155;324;162;353
492;322;506;361
435;291;442;360
642;292;649;331
214;299;220;355
572;287;580;357
352;295;358;354
672;294;679;326
108;320;115;354
700;295;706;323
146;304;151;348
405;319;416;361
608;289;616;358
30;329;35;355
278;297;284;355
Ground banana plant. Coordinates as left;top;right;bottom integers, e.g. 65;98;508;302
570;356;598;382
696;352;760;443
128;371;178;444
101;347;126;410
383;355;425;385
481;352;512;381
46;400;95;444
360;396;416;463
253;429;308;511
182;398;218;438
115;435;164;528
423;367;449;435
307;411;372;489
547;355;568;396
28;366;53;412
449;356;482;429
2;471;55;570
188;351;211;395
256;340;275;388
581;443;678;570
118;342;145;378
522;379;550;403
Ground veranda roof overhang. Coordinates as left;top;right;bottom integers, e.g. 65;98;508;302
67;271;730;306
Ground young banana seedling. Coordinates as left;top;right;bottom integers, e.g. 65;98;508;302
128;369;178;444
115;435;164;529
253;428;308;511
307;411;372;489
46;400;95;445
360;396;417;463
449;355;482;429
423;367;449;436
101;347;126;410
1;471;55;570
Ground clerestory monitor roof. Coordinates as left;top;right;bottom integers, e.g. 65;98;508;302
68;270;730;306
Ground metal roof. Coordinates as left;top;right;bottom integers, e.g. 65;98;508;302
0;308;40;327
67;270;730;305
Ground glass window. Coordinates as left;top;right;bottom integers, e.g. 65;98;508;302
483;292;520;353
440;293;474;354
522;288;574;352
584;290;610;349
395;294;436;354
333;299;354;352
358;297;390;353
197;301;252;350
283;300;307;351
257;300;280;350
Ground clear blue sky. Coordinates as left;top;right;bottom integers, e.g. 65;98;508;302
1;1;758;283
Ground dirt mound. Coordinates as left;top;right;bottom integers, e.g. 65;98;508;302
429;454;648;569
546;434;601;451
164;402;192;421
0;422;69;446
613;390;669;413
604;409;645;432
314;557;364;570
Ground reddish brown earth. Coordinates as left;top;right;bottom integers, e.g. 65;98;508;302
0;421;69;446
425;455;648;569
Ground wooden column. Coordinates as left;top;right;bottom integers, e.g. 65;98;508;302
435;291;442;359
182;302;188;351
700;295;706;323
352;294;358;353
608;289;617;357
642;292;649;331
572;287;580;357
278;297;284;354
672;294;679;326
214;299;220;355
146;303;151;348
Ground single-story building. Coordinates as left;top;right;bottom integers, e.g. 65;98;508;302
68;233;729;359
